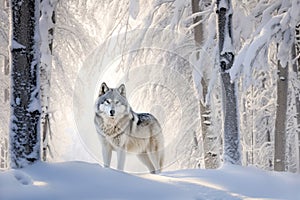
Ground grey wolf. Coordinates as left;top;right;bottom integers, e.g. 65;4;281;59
94;82;164;174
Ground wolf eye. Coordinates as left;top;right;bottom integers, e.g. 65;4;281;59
104;100;110;104
115;101;120;104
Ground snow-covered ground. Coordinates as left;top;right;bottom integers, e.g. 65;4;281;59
1;161;299;200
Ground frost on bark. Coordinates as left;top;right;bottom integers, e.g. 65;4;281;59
0;0;10;169
216;0;241;165
40;0;57;161
192;0;219;169
10;0;41;168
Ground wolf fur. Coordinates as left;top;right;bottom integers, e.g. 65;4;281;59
94;82;164;174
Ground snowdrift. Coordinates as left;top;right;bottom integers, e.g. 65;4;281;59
1;161;300;200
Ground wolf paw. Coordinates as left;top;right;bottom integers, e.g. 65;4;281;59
150;169;161;174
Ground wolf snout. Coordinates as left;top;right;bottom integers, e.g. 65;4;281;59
110;110;115;116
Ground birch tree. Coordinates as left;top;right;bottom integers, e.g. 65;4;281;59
192;0;219;169
216;0;241;165
10;0;41;168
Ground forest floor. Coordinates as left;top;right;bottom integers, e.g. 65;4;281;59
1;161;300;200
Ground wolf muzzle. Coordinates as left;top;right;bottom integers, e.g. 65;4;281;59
110;110;115;116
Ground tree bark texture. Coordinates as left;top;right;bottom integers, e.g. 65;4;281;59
216;0;241;165
10;0;41;168
40;0;56;161
293;22;300;172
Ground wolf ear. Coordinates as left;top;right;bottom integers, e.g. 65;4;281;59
118;84;126;97
99;82;109;96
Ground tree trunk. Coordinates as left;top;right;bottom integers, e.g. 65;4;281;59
40;0;57;161
216;0;241;165
293;22;300;172
274;44;288;172
191;0;203;44
0;1;9;170
10;0;41;168
192;0;219;169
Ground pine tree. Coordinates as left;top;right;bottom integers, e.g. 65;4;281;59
216;0;241;165
10;0;41;168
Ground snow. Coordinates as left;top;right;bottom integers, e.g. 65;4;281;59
230;14;283;85
11;39;26;50
2;1;300;199
129;0;140;19
217;0;229;11
1;161;299;200
15;97;20;106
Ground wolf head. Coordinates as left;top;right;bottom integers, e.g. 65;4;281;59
95;82;131;119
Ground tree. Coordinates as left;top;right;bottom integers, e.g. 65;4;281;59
229;1;300;171
10;0;41;168
273;3;297;172
216;0;241;165
293;22;300;172
274;43;288;171
192;0;219;169
40;0;57;161
0;0;10;169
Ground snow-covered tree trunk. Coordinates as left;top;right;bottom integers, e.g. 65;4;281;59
216;0;241;165
10;0;41;168
293;22;300;172
192;0;219;169
40;0;57;161
0;0;10;169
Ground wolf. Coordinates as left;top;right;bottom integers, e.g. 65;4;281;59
94;82;164;174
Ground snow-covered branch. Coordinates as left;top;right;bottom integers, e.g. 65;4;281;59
230;14;284;84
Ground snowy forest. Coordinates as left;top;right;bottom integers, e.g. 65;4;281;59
0;0;300;172
0;0;300;199
1;0;300;199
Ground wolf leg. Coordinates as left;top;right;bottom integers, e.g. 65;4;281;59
101;140;112;168
117;149;126;171
159;150;164;170
148;152;161;174
137;153;155;173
